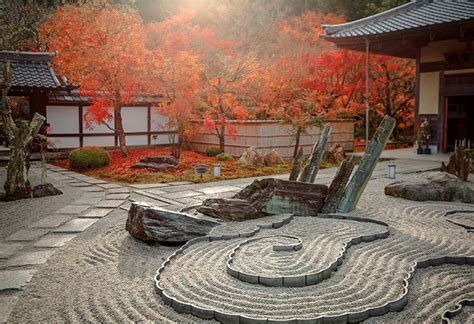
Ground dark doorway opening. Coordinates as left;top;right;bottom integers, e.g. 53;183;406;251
445;95;474;151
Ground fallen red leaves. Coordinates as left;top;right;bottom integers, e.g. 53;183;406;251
53;147;293;184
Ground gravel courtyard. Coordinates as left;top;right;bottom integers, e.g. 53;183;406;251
1;157;473;323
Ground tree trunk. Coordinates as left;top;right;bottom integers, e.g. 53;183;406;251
219;125;225;153
321;156;356;214
115;106;128;157
298;124;332;183
289;147;304;181
338;115;396;213
4;114;46;199
293;126;301;158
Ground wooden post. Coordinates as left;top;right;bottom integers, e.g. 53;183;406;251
322;156;356;214
298;124;332;183
338;115;396;213
289;147;304;181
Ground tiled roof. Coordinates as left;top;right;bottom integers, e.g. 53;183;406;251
0;51;71;90
47;91;165;105
323;0;474;39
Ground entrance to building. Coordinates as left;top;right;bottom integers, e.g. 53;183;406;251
445;95;474;151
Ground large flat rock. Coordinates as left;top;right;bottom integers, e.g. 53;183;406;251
126;202;221;243
385;171;474;203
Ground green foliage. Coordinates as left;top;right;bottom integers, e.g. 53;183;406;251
465;149;474;160
216;152;234;161
206;147;222;157
69;147;111;169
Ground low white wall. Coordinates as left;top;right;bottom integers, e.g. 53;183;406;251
190;120;354;158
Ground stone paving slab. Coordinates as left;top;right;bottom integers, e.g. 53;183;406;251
4;229;49;242
161;190;201;199
80;208;113;218
130;183;169;189
81;192;106;198
5;251;55;267
173;197;204;206
55;205;90;215
196;186;242;195
80;186;104;192
32;234;76;248
168;181;193;186
28;214;73;228
0;243;24;259
71;197;102;205
98;183;123;189
68;182;92;188
53;219;98;233
145;188;166;195
108;187;130;194
0;270;35;291
0;296;19;323
95;200;124;208
105;193;130;200
120;203;132;211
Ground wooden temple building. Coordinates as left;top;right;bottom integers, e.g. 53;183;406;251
0;51;172;149
323;0;474;152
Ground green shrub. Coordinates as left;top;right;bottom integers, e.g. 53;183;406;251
69;147;111;169
466;149;474;159
216;152;234;161
206;147;221;157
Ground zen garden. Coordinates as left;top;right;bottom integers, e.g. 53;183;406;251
1;0;474;323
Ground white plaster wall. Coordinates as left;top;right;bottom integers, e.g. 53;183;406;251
151;134;172;145
122;106;147;132
48;137;80;149
150;107;171;131
419;72;440;115
46;106;79;134
82;106;115;134
83;136;115;147
126;135;148;146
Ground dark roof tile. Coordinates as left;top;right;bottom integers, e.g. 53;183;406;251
323;0;474;39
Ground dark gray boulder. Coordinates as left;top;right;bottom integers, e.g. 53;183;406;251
33;183;62;198
384;172;474;203
131;155;178;172
126;202;221;243
198;178;328;220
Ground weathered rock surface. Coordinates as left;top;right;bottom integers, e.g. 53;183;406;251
126;202;221;243
384;172;474;203
264;149;284;166
324;143;346;165
131;155;178;172
236;147;264;167
198;178;328;220
33;183;62;198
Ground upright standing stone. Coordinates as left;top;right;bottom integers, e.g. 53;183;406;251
322;156;356;213
289;147;304;181
298;124;332;183
338;115;396;213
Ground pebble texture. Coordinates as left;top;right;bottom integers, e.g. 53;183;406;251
157;175;474;323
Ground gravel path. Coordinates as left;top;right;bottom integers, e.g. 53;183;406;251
5;171;474;322
0;164;82;239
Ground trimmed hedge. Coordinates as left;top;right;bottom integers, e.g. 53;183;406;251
216;152;234;161
69;147;111;169
206;147;221;157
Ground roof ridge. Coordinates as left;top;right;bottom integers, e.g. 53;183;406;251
322;1;418;35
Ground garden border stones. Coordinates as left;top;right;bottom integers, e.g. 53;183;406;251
225;214;390;287
441;299;474;324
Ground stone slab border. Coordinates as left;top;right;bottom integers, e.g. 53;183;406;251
225;212;391;287
441;299;474;324
154;212;474;323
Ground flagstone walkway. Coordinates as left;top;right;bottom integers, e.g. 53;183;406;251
0;152;447;322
